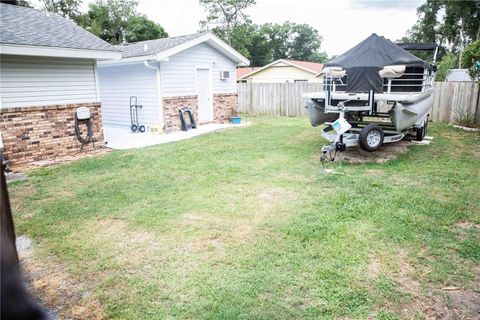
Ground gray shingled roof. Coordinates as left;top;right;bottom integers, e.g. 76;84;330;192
0;3;118;52
116;32;208;58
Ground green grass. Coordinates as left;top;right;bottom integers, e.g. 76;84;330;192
10;116;480;319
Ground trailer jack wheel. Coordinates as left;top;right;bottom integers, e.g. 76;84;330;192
359;124;384;152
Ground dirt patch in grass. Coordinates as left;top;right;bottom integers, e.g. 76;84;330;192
18;237;104;320
371;248;480;319
456;221;480;230
343;141;410;164
9;184;37;213
277;172;315;183
430;289;480;319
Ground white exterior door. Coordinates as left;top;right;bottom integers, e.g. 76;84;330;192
196;68;213;122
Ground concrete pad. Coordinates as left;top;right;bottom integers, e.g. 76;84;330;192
104;122;249;150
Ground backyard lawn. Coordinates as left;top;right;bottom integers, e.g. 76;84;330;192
9;116;480;319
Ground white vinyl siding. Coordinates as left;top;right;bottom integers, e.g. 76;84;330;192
98;63;161;127
160;43;237;97
0;55;98;108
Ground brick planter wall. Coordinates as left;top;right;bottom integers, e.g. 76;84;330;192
162;93;238;132
0;102;104;169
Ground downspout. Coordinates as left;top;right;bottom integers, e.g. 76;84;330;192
143;60;157;70
143;60;165;131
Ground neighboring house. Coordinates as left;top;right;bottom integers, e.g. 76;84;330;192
97;32;249;132
446;69;473;82
237;59;324;83
0;3;121;169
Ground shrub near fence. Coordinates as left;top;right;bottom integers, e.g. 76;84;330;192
238;81;480;125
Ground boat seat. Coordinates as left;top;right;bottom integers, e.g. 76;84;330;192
379;65;406;78
323;67;346;78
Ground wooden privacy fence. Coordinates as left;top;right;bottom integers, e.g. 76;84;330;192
238;82;323;117
238;81;480;124
431;81;479;124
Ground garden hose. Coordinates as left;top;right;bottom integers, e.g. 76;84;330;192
74;114;93;146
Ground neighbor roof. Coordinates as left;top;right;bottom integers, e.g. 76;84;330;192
0;3;119;56
102;32;249;66
237;67;260;79
238;59;324;79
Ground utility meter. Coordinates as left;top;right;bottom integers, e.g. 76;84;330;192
76;107;91;120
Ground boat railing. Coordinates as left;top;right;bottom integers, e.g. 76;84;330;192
323;67;434;94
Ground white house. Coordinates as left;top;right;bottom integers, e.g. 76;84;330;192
98;32;249;132
0;3;121;169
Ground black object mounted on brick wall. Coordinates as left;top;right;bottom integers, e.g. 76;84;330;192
179;108;197;131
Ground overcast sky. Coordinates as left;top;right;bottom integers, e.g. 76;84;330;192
33;0;425;56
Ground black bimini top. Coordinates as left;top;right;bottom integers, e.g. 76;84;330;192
325;33;431;93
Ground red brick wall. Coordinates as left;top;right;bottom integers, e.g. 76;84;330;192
213;93;238;122
0;102;104;169
162;93;238;132
162;95;199;132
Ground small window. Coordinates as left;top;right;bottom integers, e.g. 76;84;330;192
220;71;230;80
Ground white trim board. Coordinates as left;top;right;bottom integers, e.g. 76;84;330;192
0;43;122;60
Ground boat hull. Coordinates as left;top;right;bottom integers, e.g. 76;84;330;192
391;95;433;131
307;99;338;127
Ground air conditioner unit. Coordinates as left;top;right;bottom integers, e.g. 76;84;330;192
220;70;230;80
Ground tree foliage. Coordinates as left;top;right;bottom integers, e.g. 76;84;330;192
401;0;480;63
260;22;327;62
77;0;168;45
201;9;328;67
78;0;138;44
124;15;168;43
462;40;480;82
435;53;457;81
199;0;255;45
43;0;81;20
0;0;32;7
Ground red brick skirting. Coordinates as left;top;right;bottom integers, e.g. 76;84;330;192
0;102;104;170
163;95;199;132
162;93;238;132
213;93;238;122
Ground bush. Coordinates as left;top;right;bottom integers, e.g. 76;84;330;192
462;40;480;83
435;53;457;81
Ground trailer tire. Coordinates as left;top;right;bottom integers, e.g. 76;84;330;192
359;124;384;152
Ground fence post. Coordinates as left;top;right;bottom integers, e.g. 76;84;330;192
248;81;253;114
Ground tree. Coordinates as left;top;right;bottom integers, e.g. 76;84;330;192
78;0;167;45
260;22;326;63
79;0;138;44
435;53;456;81
43;0;81;20
124;15;168;43
0;0;31;6
401;0;480;63
462;40;480;82
199;0;256;45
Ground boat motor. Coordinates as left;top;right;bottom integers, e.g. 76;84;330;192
74;107;94;146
